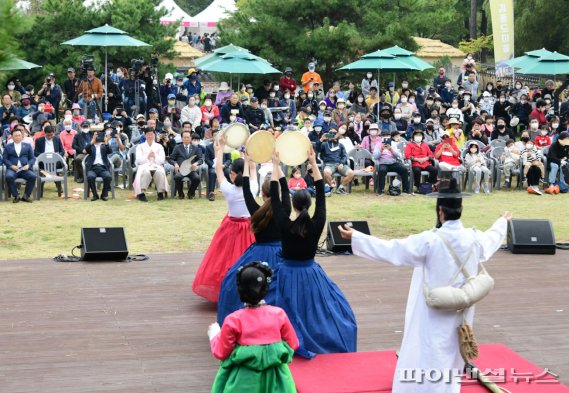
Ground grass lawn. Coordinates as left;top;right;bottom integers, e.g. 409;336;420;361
1;181;567;260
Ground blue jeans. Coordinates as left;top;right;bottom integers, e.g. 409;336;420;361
548;163;566;184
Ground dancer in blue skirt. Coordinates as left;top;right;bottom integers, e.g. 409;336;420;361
270;147;357;359
217;153;291;325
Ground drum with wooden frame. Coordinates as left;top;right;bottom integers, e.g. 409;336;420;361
275;131;311;166
245;131;275;163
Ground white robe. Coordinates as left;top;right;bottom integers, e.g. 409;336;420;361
133;141;169;195
351;218;508;393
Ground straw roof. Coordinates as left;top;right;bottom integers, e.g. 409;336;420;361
161;41;205;67
412;36;465;59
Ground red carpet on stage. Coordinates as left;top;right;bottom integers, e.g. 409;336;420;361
289;344;568;393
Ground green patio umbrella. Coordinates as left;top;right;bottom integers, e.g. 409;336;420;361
193;44;251;67
517;51;569;76
506;48;553;69
381;45;434;71
0;58;42;71
62;24;151;111
200;51;281;74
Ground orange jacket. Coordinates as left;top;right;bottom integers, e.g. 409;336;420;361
76;77;104;100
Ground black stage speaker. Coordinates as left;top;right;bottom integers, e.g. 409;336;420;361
507;219;556;255
327;220;371;253
81;227;129;261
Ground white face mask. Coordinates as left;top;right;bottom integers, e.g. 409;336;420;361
394;114;402;120
358;97;364;103
314;126;322;132
348;116;354;121
307;94;313;98
366;73;372;78
370;130;378;136
530;122;539;130
269;92;276;98
552;123;559;129
64;125;72;131
464;96;470;102
284;94;290;99
8;84;15;91
445;83;451;88
414;136;423;143
401;97;408;103
260;104;267;110
402;83;408;89
205;100;212;107
323;116;332;122
82;127;89;133
452;104;458;109
413;117;421;124
274;86;280;91
409;98;415;103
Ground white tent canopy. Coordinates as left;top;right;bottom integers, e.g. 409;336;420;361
159;0;193;25
187;0;236;24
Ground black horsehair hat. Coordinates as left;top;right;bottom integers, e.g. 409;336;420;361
426;172;471;199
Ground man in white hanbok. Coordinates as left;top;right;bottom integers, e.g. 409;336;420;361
339;178;511;393
133;128;169;202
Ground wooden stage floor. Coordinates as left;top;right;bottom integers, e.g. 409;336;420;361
1;250;568;392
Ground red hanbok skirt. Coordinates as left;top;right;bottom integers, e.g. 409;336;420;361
192;215;255;302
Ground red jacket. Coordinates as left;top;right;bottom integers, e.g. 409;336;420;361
534;135;551;148
529;108;547;126
404;142;434;169
279;76;297;94
434;142;461;166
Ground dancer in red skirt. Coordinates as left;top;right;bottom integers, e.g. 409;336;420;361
192;138;259;302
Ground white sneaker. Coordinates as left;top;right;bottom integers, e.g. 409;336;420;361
483;184;490;193
475;186;480;194
532;186;543;195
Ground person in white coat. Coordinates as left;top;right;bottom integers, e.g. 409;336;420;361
133;128;169;201
338;177;511;393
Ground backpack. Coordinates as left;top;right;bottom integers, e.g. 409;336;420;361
388;184;401;196
418;182;433;194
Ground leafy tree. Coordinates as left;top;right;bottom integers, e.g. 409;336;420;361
175;0;212;16
0;0;30;69
218;0;417;90
514;0;569;56
16;0;177;85
459;35;493;57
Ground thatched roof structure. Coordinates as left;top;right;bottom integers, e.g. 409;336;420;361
161;41;205;67
412;37;465;59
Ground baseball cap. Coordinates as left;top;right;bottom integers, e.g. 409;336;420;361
165;73;174;80
136;114;146;120
149;108;159;114
167;93;176;100
81;121;90;128
67;67;75;72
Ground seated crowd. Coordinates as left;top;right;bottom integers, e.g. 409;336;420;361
1;57;569;202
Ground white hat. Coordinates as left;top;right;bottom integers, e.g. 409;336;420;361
218;81;230;91
165;73;174;81
482;91;492;97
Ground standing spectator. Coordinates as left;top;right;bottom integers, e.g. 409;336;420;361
63;67;79;106
159;73;177;108
0;94;18;128
122;68;146;117
76;67;103;120
440;81;455;104
461;71;479;101
361;72;378;97
161;93;182;128
301;62;323;92
174;75;188;110
3;80;22;104
433;67;450;94
279;67;297;94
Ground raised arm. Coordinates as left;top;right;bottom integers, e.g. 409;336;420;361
242;154;260;215
308;146;326;224
214;137;227;185
473;214;510;262
270;150;287;225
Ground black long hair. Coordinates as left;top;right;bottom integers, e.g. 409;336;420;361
231;158;244;187
290;189;312;238
251;180;273;235
236;262;273;305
